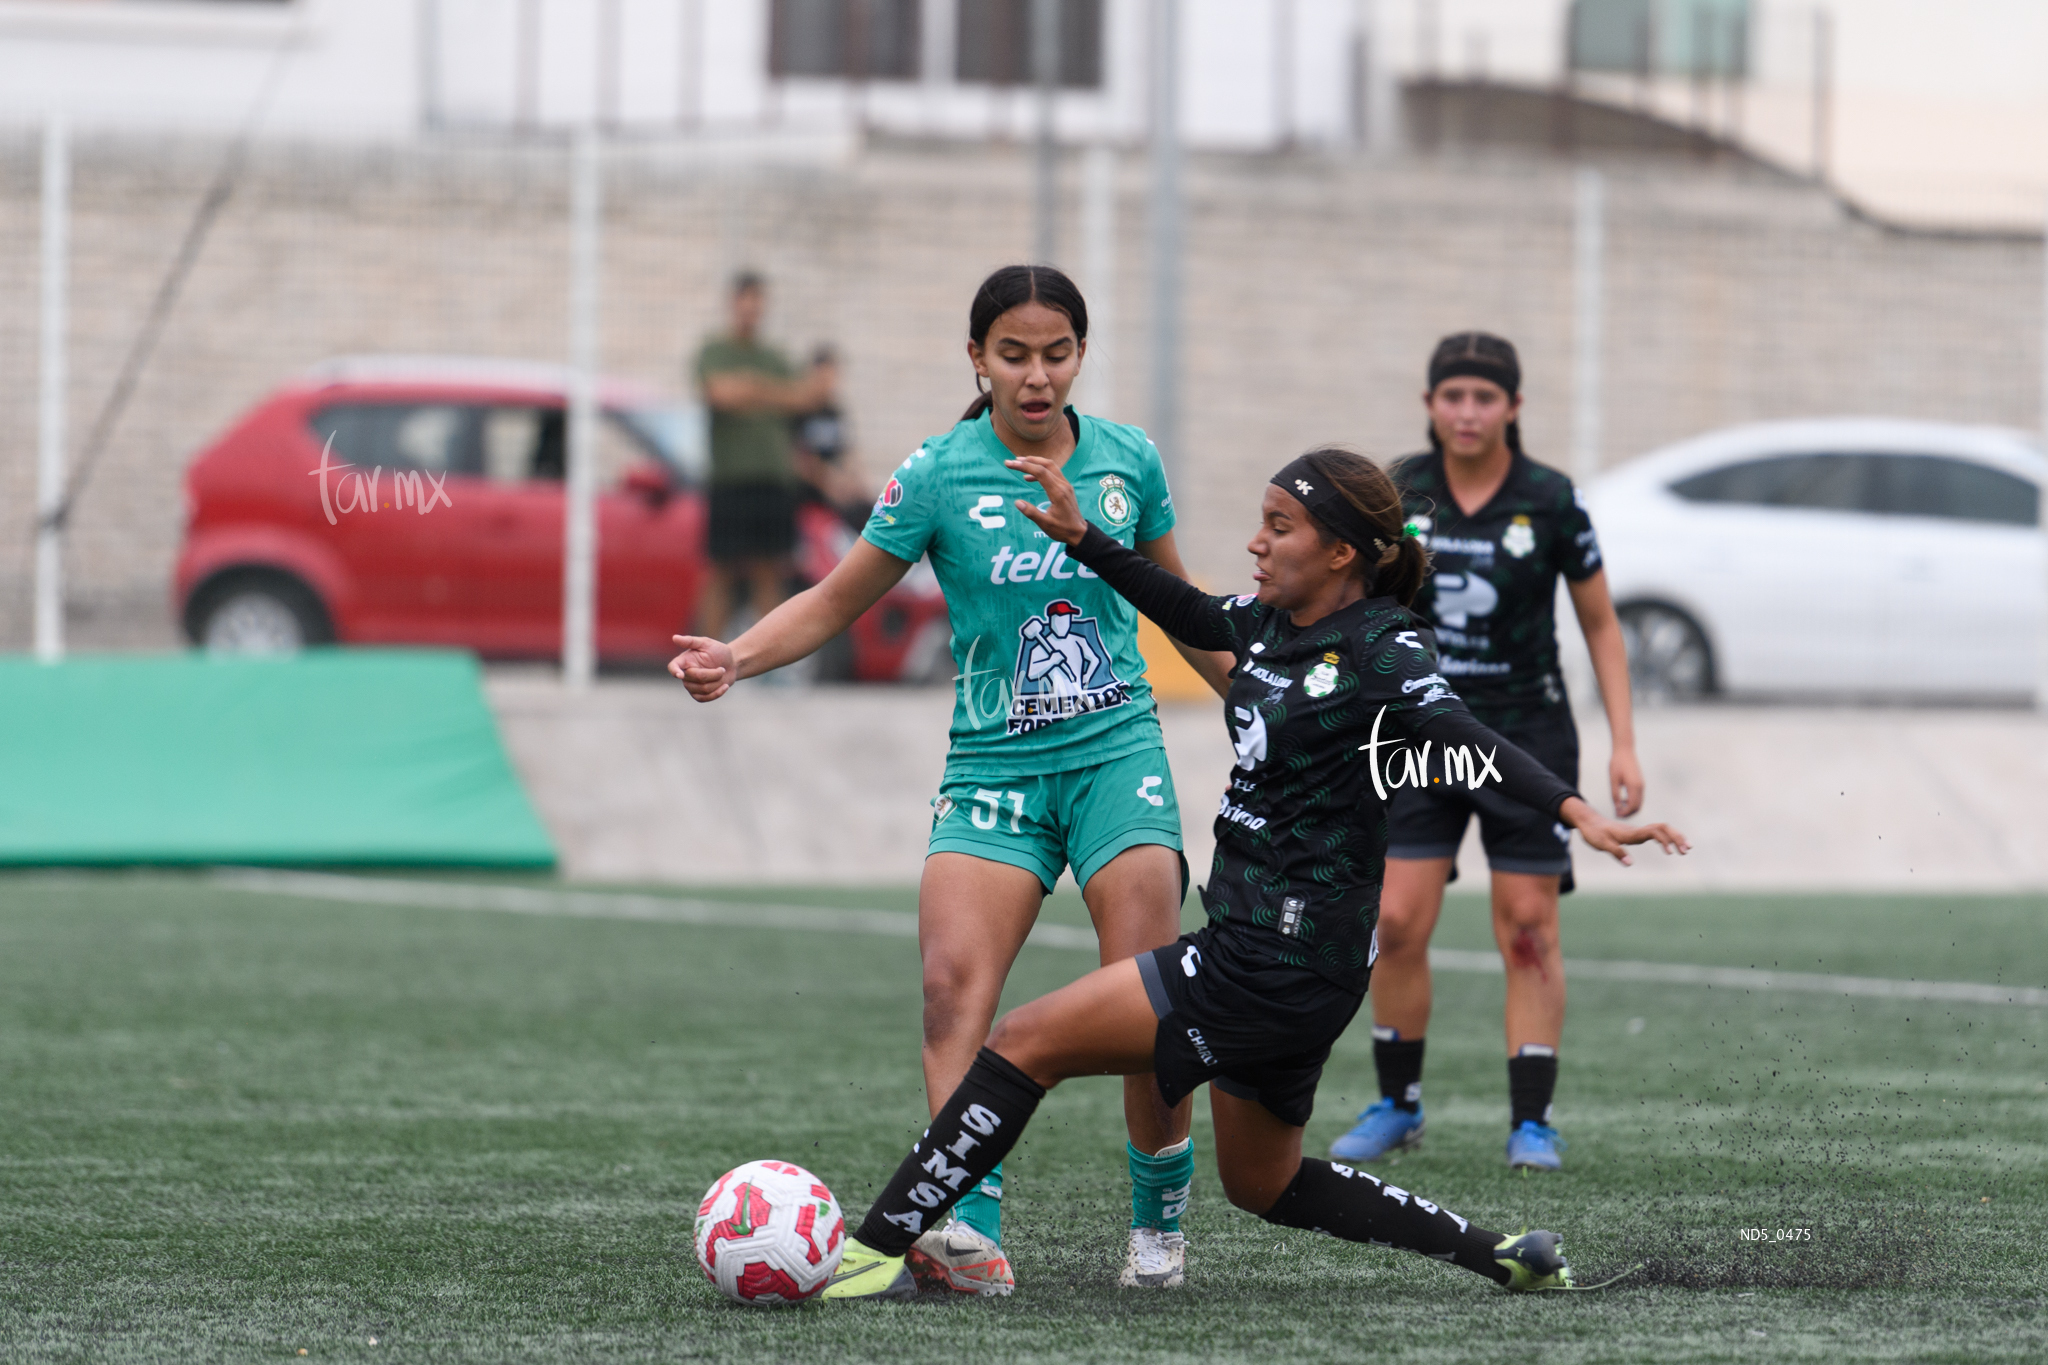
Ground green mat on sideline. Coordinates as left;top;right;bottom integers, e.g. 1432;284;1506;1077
0;650;556;868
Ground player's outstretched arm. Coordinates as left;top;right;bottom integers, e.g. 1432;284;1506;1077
1007;453;1238;654
667;538;910;702
1556;796;1689;866
1409;707;1688;866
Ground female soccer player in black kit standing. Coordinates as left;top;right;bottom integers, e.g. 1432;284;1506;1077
1332;333;1646;1172
820;447;1686;1300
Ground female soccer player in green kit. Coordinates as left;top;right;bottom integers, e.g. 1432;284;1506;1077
669;265;1228;1294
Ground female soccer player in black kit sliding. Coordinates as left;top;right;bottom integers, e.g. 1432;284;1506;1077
821;448;1687;1299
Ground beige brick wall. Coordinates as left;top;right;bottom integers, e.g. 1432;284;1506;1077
0;132;2038;649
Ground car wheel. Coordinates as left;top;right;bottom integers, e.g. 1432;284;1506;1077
1617;602;1713;702
188;572;333;655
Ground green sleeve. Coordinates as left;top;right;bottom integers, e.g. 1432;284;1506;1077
1134;431;1178;543
860;447;942;564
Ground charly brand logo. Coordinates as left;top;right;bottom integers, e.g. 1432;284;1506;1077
1097;474;1133;527
1360;706;1503;801
310;434;452;526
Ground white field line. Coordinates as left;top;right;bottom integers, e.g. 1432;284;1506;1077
210;870;2048;1009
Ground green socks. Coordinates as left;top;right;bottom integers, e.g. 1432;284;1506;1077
1128;1137;1194;1232
950;1140;1197;1243
951;1162;1004;1243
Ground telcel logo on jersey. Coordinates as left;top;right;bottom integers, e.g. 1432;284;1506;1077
1006;600;1131;735
1360;706;1503;801
987;543;1098;584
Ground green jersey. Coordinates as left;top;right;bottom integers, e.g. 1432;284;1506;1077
862;410;1178;780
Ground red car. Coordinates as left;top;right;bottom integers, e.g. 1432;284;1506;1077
175;356;951;680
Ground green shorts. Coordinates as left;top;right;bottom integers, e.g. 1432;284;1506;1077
928;746;1185;895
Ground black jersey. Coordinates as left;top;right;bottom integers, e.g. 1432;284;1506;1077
1393;451;1603;730
1067;526;1579;991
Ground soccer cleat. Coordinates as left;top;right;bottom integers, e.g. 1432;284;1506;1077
819;1238;919;1301
1118;1227;1186;1288
1506;1120;1566;1171
1493;1229;1574;1292
906;1217;1015;1296
1329;1098;1425;1161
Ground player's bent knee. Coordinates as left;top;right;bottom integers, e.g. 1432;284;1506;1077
984;1016;1063;1091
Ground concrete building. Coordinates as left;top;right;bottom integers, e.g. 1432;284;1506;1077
2;0;2047;226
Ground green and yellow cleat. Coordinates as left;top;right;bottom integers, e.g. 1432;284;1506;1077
820;1237;920;1301
1493;1229;1574;1292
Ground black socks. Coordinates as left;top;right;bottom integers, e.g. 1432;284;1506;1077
1508;1046;1558;1128
1262;1158;1509;1285
1371;1027;1425;1112
854;1048;1046;1256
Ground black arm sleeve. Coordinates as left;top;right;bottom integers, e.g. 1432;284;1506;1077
1412;709;1581;818
1065;524;1238;653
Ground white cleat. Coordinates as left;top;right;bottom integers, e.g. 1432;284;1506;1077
907;1218;1015;1296
1119;1227;1186;1288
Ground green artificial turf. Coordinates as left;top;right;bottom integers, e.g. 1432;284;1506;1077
0;874;2043;1363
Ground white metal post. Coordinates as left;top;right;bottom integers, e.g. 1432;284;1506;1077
35;114;69;665
1570;165;1605;485
1077;140;1118;418
563;125;602;689
1033;0;1061;264
1147;0;1182;472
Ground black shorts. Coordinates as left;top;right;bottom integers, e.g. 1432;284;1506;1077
1135;926;1366;1128
707;482;798;563
1386;708;1579;892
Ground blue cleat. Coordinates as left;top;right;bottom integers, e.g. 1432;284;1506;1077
1506;1121;1566;1171
1330;1098;1425;1161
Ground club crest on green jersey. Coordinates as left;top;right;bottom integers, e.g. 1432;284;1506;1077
1304;652;1341;699
1097;474;1133;528
1501;515;1536;559
932;794;956;823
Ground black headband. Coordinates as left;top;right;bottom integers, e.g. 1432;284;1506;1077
1428;355;1519;398
1270;456;1389;557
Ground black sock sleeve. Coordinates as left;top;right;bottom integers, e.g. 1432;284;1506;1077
1261;1158;1510;1284
854;1048;1046;1255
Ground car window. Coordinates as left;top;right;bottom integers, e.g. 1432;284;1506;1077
480;406;564;483
1669;453;1875;513
478;406;665;488
309;403;481;475
1867;454;2039;526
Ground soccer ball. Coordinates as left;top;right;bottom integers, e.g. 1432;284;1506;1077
694;1159;845;1304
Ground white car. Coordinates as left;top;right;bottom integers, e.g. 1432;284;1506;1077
1586;418;2045;701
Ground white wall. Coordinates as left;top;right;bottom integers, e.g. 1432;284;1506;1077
2;0;2046;225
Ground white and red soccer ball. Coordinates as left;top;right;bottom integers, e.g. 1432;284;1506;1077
694;1159;845;1304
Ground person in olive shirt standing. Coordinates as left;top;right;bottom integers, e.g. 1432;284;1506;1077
694;271;836;639
1330;332;1648;1173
